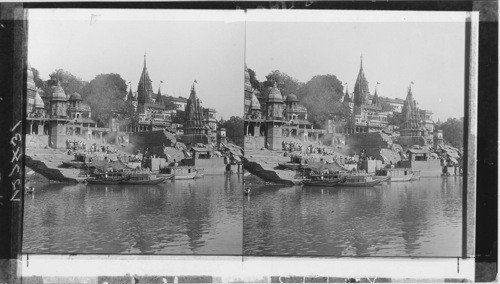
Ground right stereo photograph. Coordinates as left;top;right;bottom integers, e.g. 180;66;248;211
242;10;468;257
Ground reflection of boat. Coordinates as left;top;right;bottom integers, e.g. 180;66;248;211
86;172;123;184
374;168;413;182
121;173;164;185
302;173;341;187
338;174;389;187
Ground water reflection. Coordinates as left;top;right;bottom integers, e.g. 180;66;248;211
243;177;462;257
23;175;243;254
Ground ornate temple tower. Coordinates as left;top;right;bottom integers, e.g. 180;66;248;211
156;84;163;105
249;92;262;118
265;81;284;150
400;84;421;136
353;56;370;107
137;54;154;106
372;87;381;106
48;80;69;148
127;83;138;112
343;84;353;111
184;82;207;135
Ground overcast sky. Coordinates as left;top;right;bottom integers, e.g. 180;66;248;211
246;11;467;121
28;9;245;120
29;9;467;122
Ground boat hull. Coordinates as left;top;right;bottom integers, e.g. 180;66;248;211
86;179;123;185
302;180;340;187
121;178;165;185
174;172;197;180
390;174;413;182
337;177;389;187
157;173;175;180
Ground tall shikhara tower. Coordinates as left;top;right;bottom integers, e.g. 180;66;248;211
184;82;207;135
353;55;370;106
400;84;421;136
137;54;154;106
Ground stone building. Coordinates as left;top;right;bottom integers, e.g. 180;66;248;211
345;57;389;133
180;83;213;145
125;55;175;132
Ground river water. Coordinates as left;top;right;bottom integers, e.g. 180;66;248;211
24;175;462;256
243;177;462;257
23;175;243;254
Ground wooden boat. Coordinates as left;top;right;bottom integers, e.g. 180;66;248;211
121;173;164;185
160;166;198;180
337;174;389;187
374;168;413;182
157;173;175;180
302;173;342;187
175;171;197;180
86;172;123;184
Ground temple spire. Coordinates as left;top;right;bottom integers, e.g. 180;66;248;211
343;84;350;103
127;82;134;101
137;54;154;105
185;80;206;131
401;82;420;130
372;87;380;106
156;82;163;105
353;55;370;106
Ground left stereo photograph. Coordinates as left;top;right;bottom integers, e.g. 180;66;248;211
23;9;245;255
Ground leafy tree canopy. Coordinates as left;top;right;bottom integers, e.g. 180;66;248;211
81;73;128;127
261;70;303;99
219;116;244;147
31;67;44;89
436;117;464;148
48;69;88;97
247;68;261;91
296;74;346;128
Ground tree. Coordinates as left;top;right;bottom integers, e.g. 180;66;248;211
163;98;178;111
81;73;128;127
247;68;261;91
31;67;44;89
47;69;87;96
220;116;244;147
261;70;303;98
436;117;464;148
296;74;346;128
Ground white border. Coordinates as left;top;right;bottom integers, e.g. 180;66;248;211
21;255;475;280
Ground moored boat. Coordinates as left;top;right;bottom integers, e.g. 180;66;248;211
121;173;164;185
302;173;342;187
157;173;175;180
374;167;413;182
86;172;124;184
160;166;198;180
337;174;389;187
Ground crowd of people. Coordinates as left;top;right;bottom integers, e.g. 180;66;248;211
282;140;358;166
66;139;119;155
